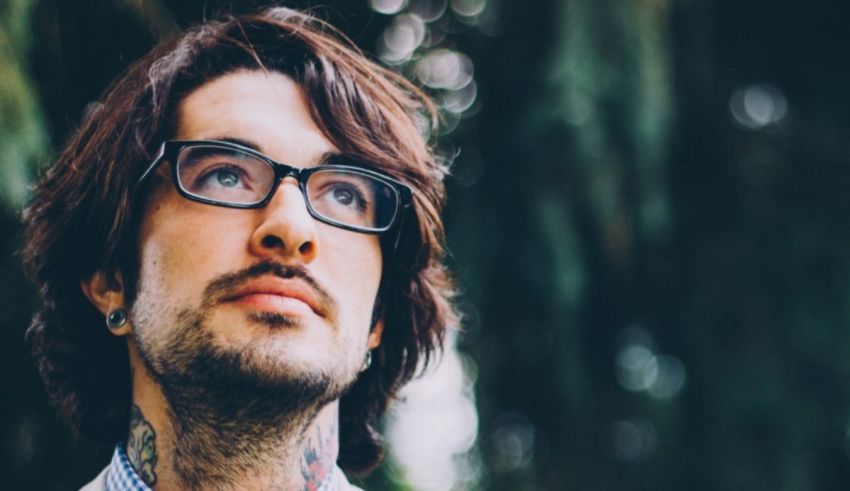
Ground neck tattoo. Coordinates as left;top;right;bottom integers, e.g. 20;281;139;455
300;421;337;491
127;404;158;487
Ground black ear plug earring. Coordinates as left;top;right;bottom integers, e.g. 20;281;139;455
106;309;128;330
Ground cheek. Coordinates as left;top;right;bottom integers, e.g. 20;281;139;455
136;199;251;303
321;230;383;318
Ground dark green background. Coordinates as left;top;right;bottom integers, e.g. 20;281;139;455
3;0;850;489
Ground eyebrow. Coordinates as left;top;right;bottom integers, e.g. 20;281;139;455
215;136;261;152
209;136;346;167
317;151;351;166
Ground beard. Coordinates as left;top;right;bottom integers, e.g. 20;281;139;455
129;261;361;488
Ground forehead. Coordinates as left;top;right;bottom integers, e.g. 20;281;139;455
175;69;337;165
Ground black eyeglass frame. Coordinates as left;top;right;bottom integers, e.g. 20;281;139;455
137;140;414;235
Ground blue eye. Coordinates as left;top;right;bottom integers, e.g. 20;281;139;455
332;187;356;206
328;183;367;210
215;169;240;187
176;147;274;205
194;165;247;190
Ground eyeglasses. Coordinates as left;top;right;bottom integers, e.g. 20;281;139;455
138;140;412;234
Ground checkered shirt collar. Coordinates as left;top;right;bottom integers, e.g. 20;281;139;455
104;443;152;491
103;443;339;491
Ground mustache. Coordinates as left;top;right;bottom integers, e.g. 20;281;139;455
201;260;336;317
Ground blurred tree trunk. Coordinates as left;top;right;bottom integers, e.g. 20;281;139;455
458;0;675;488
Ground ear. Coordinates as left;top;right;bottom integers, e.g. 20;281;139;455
80;270;131;336
367;317;384;349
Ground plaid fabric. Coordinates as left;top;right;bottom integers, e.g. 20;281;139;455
101;443;340;491
104;444;152;491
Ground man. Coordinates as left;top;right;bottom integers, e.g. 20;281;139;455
22;7;456;490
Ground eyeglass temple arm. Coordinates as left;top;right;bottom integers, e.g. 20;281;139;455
391;202;410;253
136;143;168;187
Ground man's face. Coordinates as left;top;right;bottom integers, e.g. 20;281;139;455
129;70;383;403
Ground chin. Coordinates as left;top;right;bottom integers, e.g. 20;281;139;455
226;335;351;383
136;303;357;413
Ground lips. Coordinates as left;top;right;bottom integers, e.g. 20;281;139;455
221;276;325;317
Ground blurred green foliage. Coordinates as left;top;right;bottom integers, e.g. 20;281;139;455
0;0;48;208
5;0;850;490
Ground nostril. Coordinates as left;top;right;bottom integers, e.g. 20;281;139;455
261;235;284;249
299;242;315;256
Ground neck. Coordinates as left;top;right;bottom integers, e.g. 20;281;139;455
125;348;340;491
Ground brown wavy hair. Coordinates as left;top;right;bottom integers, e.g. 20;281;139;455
21;7;456;475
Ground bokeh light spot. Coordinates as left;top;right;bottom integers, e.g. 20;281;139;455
386;344;480;490
615;326;687;399
415;49;474;90
647;355;687;400
378;14;427;64
612;419;657;462
491;413;535;472
370;0;408;15
409;0;449;22
729;84;788;130
454;146;485;187
440;80;478;114
451;0;488;17
616;345;658;391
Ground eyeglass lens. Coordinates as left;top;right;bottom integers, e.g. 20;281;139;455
174;144;399;230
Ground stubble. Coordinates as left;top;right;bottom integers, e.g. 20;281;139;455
129;260;359;489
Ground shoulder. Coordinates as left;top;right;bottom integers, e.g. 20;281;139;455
79;466;109;491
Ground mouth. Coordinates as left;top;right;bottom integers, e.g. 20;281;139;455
221;277;325;318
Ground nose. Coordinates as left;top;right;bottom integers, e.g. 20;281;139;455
248;179;319;263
